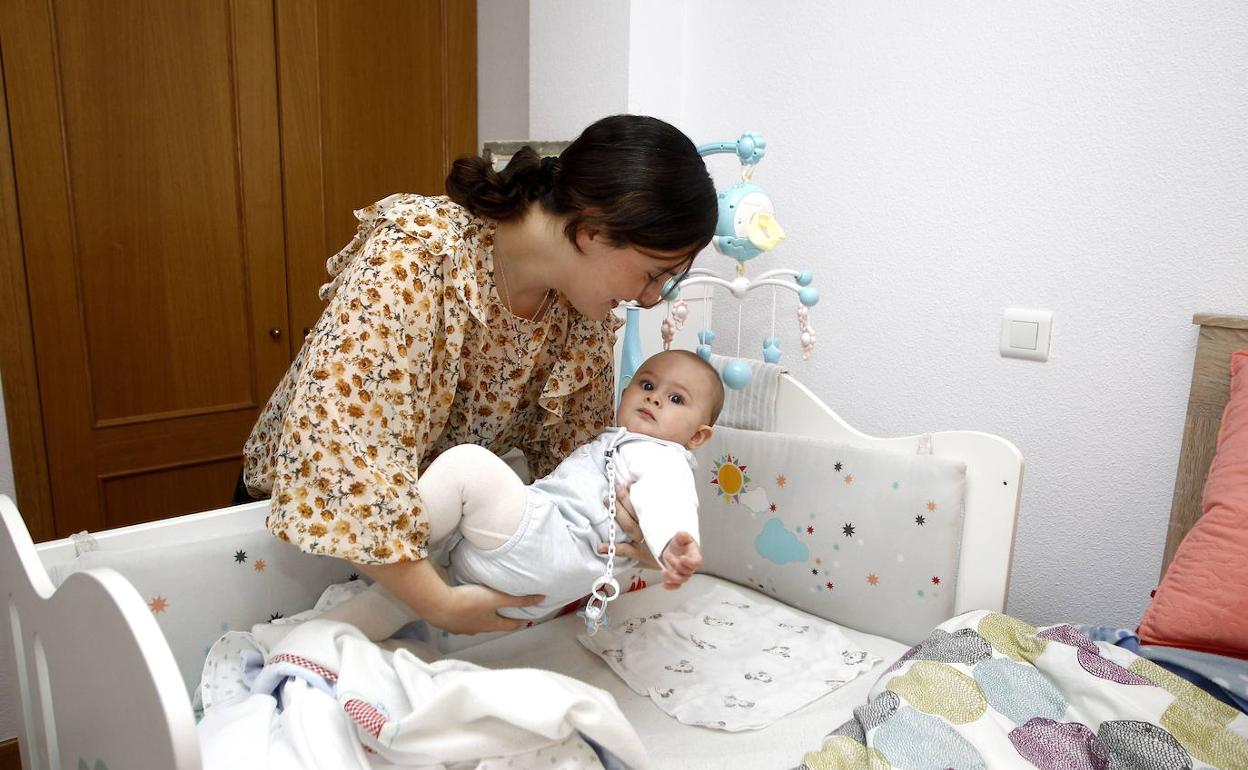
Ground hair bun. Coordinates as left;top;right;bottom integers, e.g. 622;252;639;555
445;146;544;220
539;156;559;184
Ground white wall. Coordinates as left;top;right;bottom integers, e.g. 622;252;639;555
516;0;1248;628
477;0;530;142
528;0;630;139
625;0;684;123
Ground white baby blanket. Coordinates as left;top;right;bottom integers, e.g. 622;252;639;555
200;660;614;770
199;586;653;769
579;584;878;731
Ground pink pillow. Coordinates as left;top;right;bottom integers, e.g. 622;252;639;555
1138;350;1248;658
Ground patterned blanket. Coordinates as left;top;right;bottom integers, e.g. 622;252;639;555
799;611;1248;770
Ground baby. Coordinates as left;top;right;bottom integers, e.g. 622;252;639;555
418;349;724;620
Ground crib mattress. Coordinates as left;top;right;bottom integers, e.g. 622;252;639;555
450;574;908;770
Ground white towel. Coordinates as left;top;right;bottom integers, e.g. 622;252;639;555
707;354;786;431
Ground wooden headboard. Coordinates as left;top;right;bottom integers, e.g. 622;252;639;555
1162;313;1248;577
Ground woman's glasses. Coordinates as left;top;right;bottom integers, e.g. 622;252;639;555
636;259;695;309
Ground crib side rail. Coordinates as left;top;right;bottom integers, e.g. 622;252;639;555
772;375;1024;615
34;500;272;568
0;496;201;770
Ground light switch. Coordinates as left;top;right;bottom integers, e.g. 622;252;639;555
1000;308;1052;361
1009;321;1039;350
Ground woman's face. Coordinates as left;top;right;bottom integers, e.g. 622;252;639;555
567;229;697;321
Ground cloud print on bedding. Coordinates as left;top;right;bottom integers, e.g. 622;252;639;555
799;611;1248;770
756;517;809;564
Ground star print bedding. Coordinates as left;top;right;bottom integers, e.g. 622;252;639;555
578;583;880;731
43;527;360;697
797;611;1248;770
692;426;968;645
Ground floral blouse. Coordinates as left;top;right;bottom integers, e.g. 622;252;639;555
242;194;620;564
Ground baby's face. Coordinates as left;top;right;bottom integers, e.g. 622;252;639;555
617;353;716;447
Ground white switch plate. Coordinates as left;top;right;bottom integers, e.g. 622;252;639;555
1000;308;1052;361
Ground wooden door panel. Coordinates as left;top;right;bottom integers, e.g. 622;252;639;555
0;0;476;538
58;1;255;421
91;410;260;475
277;0;477;344
318;0;448;229
0;0;290;536
101;456;243;530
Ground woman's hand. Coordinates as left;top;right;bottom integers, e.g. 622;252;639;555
598;483;662;570
358;558;543;636
431;584;546;635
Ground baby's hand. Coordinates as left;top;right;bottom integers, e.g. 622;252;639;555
660;532;703;590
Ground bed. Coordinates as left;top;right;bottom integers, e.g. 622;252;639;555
0;313;1239;769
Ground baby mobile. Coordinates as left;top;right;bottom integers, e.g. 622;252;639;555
619;131;820;393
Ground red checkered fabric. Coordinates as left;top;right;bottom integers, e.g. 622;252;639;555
267;653;338;683
344;698;387;739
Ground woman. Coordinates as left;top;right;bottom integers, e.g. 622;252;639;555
241;114;718;634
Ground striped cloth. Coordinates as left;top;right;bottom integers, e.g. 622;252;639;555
706;354;786;431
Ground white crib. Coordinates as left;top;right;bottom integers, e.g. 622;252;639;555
0;361;1022;769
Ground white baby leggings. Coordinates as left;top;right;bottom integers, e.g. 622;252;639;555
418;443;529;550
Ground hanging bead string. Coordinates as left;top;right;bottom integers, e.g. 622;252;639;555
771;287;777;342
694;282;714;362
736;298;744;359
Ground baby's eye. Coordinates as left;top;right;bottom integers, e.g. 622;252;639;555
668;394;684;405
640;380;654;391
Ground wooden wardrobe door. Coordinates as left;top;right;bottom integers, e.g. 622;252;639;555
0;0;291;534
276;0;477;346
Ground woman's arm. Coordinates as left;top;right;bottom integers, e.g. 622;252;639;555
356;559;544;635
267;226;441;564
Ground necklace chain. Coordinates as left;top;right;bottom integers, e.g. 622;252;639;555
494;252;553;343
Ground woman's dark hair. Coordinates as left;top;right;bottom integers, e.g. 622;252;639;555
446;115;717;260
